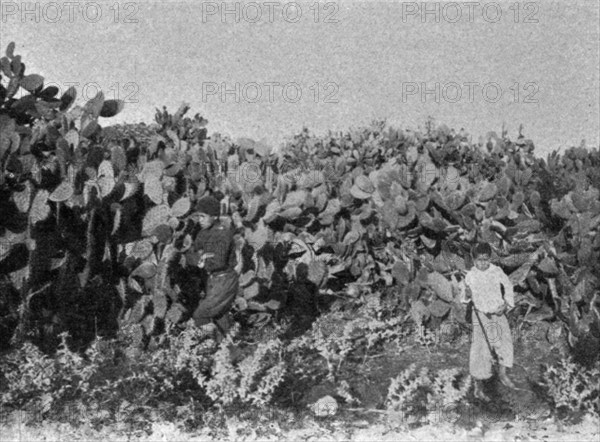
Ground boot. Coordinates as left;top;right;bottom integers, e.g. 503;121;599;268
499;365;516;389
474;380;490;401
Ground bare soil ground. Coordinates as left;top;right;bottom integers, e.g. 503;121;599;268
1;410;598;441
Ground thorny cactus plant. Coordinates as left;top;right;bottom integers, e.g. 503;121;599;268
1;40;599;361
1;42;126;348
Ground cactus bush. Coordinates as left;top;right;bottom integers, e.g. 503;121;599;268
1;40;599;362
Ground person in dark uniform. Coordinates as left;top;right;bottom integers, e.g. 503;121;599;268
185;195;239;332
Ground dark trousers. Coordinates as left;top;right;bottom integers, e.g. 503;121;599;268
193;270;239;326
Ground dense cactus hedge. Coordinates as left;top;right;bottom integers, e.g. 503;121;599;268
1;42;599;359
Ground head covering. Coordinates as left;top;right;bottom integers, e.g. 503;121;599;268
195;195;220;217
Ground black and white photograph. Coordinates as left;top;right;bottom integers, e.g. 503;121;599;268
0;1;599;440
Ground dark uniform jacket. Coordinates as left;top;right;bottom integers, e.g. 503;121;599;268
185;221;236;274
183;221;239;324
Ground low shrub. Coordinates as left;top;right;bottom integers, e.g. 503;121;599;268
195;323;287;407
0;321;287;430
385;364;471;426
287;290;409;381
541;357;600;418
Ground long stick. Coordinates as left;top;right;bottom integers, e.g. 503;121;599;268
472;303;498;365
472;303;532;393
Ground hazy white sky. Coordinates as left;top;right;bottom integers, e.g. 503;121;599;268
2;0;599;155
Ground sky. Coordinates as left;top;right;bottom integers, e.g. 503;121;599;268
1;0;599;156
